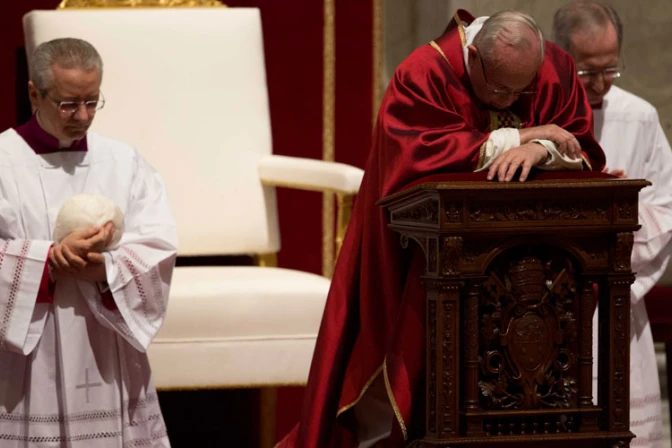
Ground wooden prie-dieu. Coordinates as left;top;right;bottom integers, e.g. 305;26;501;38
379;172;649;448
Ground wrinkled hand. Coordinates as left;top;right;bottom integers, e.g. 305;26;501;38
518;124;581;160
487;143;548;182
49;222;115;281
602;166;627;178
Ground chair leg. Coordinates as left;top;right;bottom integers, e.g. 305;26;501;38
260;387;277;448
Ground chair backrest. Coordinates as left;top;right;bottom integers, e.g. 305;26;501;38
23;8;280;256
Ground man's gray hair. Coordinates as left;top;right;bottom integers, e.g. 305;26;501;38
553;1;623;54
473;10;545;66
31;38;103;95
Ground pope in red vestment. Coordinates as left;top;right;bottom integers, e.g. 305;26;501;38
279;9;605;447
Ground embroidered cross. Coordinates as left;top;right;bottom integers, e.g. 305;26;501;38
76;368;102;403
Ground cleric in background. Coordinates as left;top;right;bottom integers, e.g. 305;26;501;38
554;2;672;447
0;37;176;446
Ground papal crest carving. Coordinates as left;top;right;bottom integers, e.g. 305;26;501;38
479;251;579;410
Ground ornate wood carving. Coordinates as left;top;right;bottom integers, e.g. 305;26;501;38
445;202;462;224
442;301;456;434
616;199;635;220
478;251;578;411
463;281;481;411
614;233;634;272
469;199;607;223
578;279;595;407
392;199;439;225
428;238;438;274
612;294;629;429
400;235;440;275
378;177;647;447
441;236;463;276
428;299;438;433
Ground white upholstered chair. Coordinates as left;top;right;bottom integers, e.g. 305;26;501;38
23;7;363;446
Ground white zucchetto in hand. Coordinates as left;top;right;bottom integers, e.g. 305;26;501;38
53;194;125;248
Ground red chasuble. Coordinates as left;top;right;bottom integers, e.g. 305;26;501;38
279;9;605;447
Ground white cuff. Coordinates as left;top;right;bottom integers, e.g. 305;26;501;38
475;128;521;171
532;139;583;171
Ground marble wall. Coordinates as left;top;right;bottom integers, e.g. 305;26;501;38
383;0;672;144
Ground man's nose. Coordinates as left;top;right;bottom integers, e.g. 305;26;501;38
591;73;606;93
73;103;91;121
499;95;517;109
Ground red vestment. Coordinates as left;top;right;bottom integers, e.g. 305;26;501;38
279;9;605;447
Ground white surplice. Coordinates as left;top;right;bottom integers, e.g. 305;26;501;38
591;85;672;448
0;129;177;447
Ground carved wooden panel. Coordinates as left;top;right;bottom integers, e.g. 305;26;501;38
441;236;463;276
442;300;456;434
611;293;630;429
478;249;579;411
444;201;462;224
379;176;647;448
613;233;634;272
391;198;440;228
469;198;608;225
428;299;438;434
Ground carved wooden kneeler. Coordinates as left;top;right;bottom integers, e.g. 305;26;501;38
379;173;648;448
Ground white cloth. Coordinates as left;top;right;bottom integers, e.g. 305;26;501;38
0;129;177;447
460;17;582;172
591;85;672;448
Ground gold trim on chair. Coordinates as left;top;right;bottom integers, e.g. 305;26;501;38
58;0;225;7
260;388;277;448
254;253;278;268
322;0;336;279
335;193;354;260
372;0;383;126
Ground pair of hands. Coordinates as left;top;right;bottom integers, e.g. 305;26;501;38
49;222;115;283
487;124;582;182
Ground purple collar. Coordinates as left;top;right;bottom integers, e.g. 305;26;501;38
14;114;88;154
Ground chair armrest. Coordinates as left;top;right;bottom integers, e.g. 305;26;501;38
258;155;363;194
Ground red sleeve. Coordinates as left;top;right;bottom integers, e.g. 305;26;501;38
101;291;117;311
36;247;54;304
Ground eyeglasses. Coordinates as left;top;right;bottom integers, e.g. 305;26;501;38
576;67;621;82
477;50;537;97
48;92;105;115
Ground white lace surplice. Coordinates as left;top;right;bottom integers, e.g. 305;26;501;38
0;129;177;447
592;85;672;448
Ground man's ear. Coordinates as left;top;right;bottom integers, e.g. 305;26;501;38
466;45;479;73
28;81;40;113
467;45;478;61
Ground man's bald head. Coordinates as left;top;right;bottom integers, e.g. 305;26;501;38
474;11;544;71
468;11;545;110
